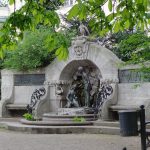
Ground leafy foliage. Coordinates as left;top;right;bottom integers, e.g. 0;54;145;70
23;113;35;121
68;0;150;36
44;28;76;61
3;28;55;71
118;32;150;62
3;26;76;71
95;30;133;54
0;0;8;7
115;31;150;79
73;117;86;123
0;0;62;58
95;30;150;65
0;0;149;65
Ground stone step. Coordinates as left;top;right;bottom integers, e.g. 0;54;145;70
42;113;98;122
6;104;27;110
20;119;93;126
2;118;150;135
42;118;97;122
94;119;150;129
94;120;120;127
43;113;98;118
0;117;22;122
3;121;121;134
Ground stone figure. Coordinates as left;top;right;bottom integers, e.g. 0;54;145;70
65;66;107;109
89;72;100;107
76;66;92;107
55;84;63;95
65;84;79;108
79;22;90;36
72;74;84;106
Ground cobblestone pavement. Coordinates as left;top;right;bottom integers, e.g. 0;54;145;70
0;129;142;150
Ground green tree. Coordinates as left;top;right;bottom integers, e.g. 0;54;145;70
118;32;150;62
3;28;55;71
0;0;150;60
0;0;63;57
68;0;150;36
3;26;76;71
68;0;150;77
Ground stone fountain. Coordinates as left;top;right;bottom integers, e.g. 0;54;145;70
21;63;116;126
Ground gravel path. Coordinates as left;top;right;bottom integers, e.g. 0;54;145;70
0;129;142;150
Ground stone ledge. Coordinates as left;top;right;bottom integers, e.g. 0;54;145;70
20;119;93;126
0;121;120;134
6;104;27;110
110;105;140;111
43;113;97;118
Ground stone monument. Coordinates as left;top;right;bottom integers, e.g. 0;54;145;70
0;32;121;122
57;65;115;119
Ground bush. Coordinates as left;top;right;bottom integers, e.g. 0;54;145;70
73;117;86;123
117;31;150;79
3;26;77;71
118;32;150;62
3;28;56;71
23;113;35;121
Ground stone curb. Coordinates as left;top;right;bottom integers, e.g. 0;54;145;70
0;121;120;134
20;119;93;126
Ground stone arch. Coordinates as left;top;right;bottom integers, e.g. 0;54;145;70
45;37;121;82
59;60;101;80
44;37;121;114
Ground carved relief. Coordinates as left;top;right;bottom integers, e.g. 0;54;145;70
55;84;63;96
65;66;101;108
44;80;71;86
71;36;89;60
74;46;83;56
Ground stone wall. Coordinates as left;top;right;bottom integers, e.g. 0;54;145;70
44;37;121;114
1;36;149;120
118;65;150;106
1;69;45;104
118;83;150;105
0;69;46;117
45;37;121;82
118;65;150;119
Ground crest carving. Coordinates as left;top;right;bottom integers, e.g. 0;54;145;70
71;36;89;59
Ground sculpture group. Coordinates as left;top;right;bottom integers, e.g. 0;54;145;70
65;66;113;113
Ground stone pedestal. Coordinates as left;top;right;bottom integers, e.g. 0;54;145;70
57;108;85;115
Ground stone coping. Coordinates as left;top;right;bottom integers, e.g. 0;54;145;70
110;105;140;111
43;113;98;118
20;119;93;126
6;104;27;110
0;118;148;134
4;121;120;134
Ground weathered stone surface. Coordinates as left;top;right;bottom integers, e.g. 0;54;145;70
119;69;150;83
58;108;85;115
0;69;46;118
20;119;93;126
45;37;121;82
14;74;45;86
116;83;150;120
0;36;149;121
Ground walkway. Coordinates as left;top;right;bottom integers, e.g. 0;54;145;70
0;128;141;150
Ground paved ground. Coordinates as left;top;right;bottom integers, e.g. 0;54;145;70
0;128;142;150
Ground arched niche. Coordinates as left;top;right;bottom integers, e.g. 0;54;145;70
59;60;101;81
45;36;121;83
43;37;121;112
